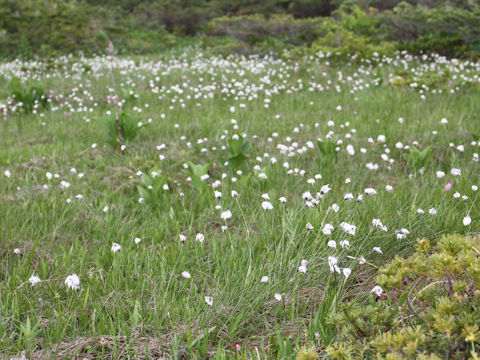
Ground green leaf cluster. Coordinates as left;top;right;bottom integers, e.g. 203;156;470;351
136;167;169;207
183;161;212;194
104;112;143;147
223;134;251;171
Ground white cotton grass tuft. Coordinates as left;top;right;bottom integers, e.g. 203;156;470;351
342;268;352;278
111;243;121;253
371;285;384;297
262;201;273;211
29;275;41;286
204;296;214;306
298;259;308;273
65;274;80;290
221;210;232;220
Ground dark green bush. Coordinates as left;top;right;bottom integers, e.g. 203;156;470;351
327;234;480;359
0;0;105;58
311;19;395;59
208;14;324;47
0;0;479;58
379;1;480;57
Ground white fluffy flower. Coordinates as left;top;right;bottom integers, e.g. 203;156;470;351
328;256;338;273
322;224;334;235
371;285;384;297
342;268;352;278
111;243;121;253
298;261;308;273
29;275;41;286
340;222;356;236
302;191;313;200
451;168;461;176
372;247;383;254
65;274;80;290
204;296;214;306
327;240;337;249
262;201;273;211
340;240;350;249
320;184;331;195
260;276;269;283
221;210;232;220
346;144;355;156
463;216;472;226
182;271;191;279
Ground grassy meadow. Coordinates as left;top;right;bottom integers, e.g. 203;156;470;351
0;50;479;359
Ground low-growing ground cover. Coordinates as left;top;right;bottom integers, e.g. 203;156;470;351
0;50;479;359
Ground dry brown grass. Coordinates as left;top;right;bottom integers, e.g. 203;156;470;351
28;335;172;360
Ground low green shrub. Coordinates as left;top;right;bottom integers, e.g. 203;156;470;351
379;1;480;57
326;234;480;359
311;18;396;60
208;14;325;47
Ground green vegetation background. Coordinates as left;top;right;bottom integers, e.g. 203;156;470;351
1;0;479;59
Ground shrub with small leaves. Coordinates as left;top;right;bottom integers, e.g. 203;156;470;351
327;234;480;359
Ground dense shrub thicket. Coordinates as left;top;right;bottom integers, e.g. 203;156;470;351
327;235;480;359
0;0;479;58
